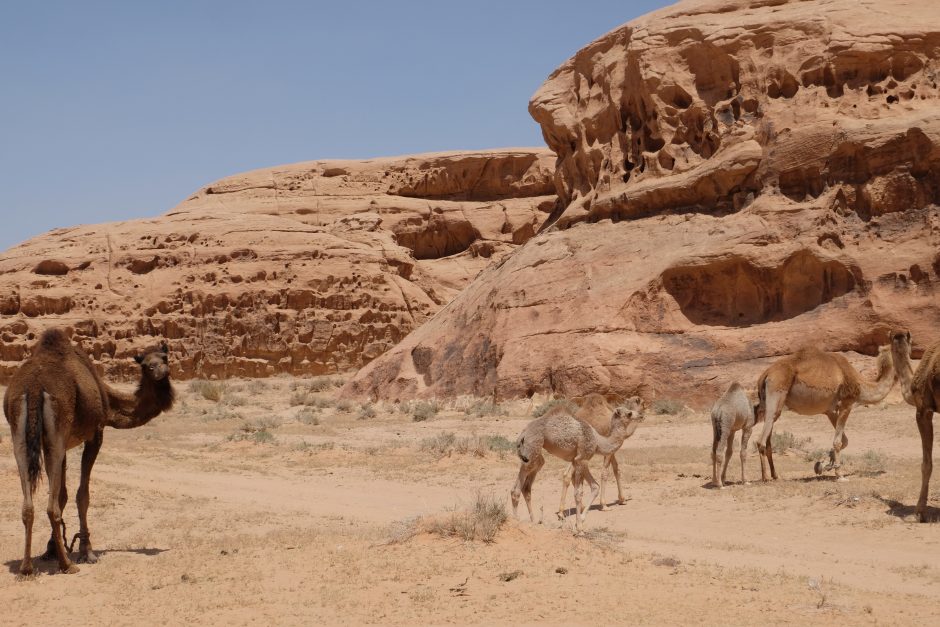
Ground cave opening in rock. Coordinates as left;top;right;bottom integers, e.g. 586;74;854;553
661;251;859;326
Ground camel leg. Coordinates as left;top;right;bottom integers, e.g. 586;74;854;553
610;455;625;505
823;411;849;478
572;464;586;532
830;408;851;481
12;400;35;576
766;439;778;480
757;385;785;482
721;432;735;485
76;430;103;564
712;431;722;488
521;455;543;522
40;457;68;561
44;445;78;574
576;463;600;528
915;407;934;523
41;397;78;574
598;456;610;511
740;425;753;485
558;464;573;520
714;431;730;488
510;462;530;519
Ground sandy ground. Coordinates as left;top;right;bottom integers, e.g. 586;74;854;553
1;377;939;625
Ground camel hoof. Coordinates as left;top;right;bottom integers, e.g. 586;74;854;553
599;504;609;511
717;484;725;490
61;563;80;575
814;461;824;476
19;562;33;577
917;511;929;523
836;476;849;483
77;550;98;564
616;498;626;505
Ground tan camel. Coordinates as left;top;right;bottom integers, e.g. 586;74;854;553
711;382;759;489
4;329;174;576
512;405;645;532
889;329;940;522
755;343;896;482
556;394;644;519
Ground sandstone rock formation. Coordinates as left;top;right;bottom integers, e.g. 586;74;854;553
346;0;940;404
0;149;555;380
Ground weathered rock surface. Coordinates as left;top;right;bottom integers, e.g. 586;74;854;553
346;0;940;404
0;149;555;380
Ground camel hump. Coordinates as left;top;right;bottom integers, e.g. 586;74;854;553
38;328;71;355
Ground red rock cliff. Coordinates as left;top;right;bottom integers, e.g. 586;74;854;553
346;0;940;404
0;149;555;380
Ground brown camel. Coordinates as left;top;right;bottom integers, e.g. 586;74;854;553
556;394;644;518
4;329;174;576
755;343;896;482
512;404;645;532
889;329;940;522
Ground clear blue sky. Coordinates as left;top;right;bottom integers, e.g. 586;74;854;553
0;0;668;252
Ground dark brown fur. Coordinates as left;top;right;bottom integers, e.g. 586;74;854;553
3;329;174;575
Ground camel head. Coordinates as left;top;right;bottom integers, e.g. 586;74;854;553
134;340;170;382
611;405;644;424
890;329;912;361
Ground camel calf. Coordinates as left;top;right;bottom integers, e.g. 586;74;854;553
711;382;759;489
557;394;644;518
512;405;644;532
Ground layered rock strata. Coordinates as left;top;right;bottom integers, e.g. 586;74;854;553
346;0;940;404
0;149;555;380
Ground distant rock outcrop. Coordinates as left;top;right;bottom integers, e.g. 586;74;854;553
0;149;555;380
346;0;940;404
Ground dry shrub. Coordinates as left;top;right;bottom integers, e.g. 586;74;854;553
420;432;515;458
189;380;225;403
411;400;440;422
650;398;684;415
228;418;279;444
464;399;507;418
297;408;320;425
426;493;508;543
771;430;810;452
857;449;887;475
357;403;377;420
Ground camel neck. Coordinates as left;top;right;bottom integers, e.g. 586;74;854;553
105;377;174;429
858;353;896;405
596;421;637;456
892;346;917;406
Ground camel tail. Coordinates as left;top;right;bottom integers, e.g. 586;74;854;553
516;434;529;463
756;375;767;424
25;391;44;492
710;403;721;445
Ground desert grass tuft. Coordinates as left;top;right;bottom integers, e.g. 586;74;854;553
426;493;508;543
189;380;225;403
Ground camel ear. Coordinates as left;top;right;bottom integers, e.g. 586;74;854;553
134;355;144;364
160;340;169;354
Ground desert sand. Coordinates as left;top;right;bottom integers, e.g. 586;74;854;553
2;376;938;625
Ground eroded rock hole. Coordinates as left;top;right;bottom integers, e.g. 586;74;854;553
661;251;858;327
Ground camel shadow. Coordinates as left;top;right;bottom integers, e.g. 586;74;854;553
5;547;168;575
794;474;850;483
701;480;753;489
96;547;168;557
874;496;940;522
559;499;631;519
